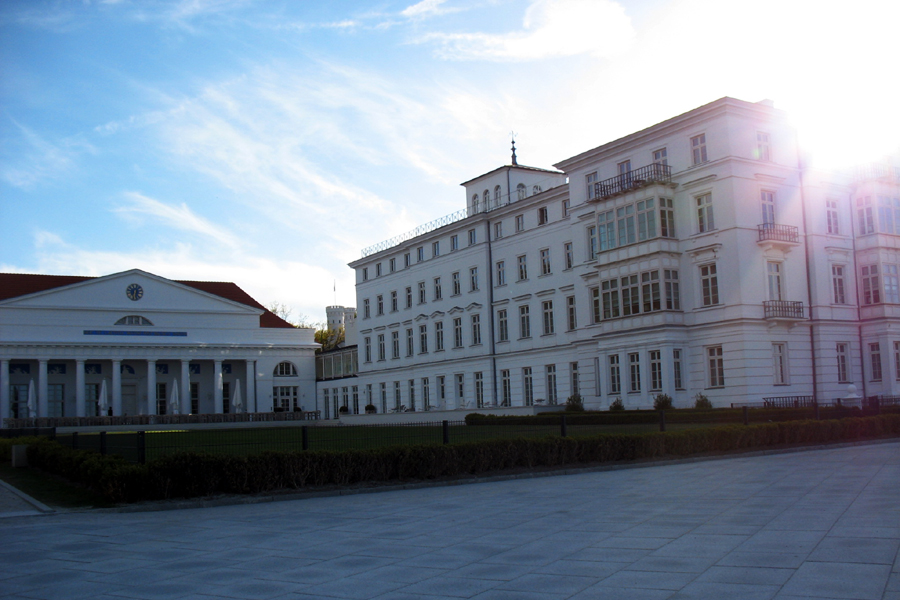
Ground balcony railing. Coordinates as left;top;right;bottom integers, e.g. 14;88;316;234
757;223;799;244
763;300;805;319
593;163;672;199
854;162;900;184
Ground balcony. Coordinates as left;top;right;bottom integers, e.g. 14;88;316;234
757;223;799;244
764;300;805;320
854;162;900;184
593;163;672;200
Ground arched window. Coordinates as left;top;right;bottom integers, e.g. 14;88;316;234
472;194;480;213
494;185;502;204
533;185;542;194
274;362;298;377
483;190;490;210
517;183;526;200
115;315;153;326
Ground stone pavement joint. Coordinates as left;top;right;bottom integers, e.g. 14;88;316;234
0;440;897;600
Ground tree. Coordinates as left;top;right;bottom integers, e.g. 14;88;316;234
266;302;314;328
315;326;345;353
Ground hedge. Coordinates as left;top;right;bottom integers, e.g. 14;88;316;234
22;414;900;504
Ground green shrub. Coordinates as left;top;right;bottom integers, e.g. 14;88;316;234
565;394;585;412
653;394;673;410
609;397;624;411
694;394;713;410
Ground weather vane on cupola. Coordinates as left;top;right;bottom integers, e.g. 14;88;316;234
510;131;518;166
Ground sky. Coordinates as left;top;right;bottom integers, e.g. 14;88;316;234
2;0;898;325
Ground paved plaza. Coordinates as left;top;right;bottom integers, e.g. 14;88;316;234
1;441;899;600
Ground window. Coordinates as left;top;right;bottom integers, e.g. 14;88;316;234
275;362;297;376
616;205;636;246
653;147;667;166
598;210;614;251
496;261;506;286
664;269;680;310
435;321;444;351
471;314;482;345
377;334;385;361
406;287;413;308
364;337;372;363
389;258;396;272
469;267;479;291
437;376;445;403
498;309;509;342
826;199;840;235
885;264;900;303
540;248;551;275
700;264;719;306
641;271;660;313
409;380;416;411
837;343;850;383
772;343;788;385
832;265;846;304
419;325;428;354
857;196;875;235
472;194;480;212
450;235;459;251
453;318;463;348
456;373;465;402
546;365;558;404
391;290;398;312
468;229;476;246
621;274;639;316
636;199;656;241
673;349;684;389
417;246;424;262
628;353;641;393
404;252;411;267
494;185;502;205
757;132;771;161
392;331;400;359
474;372;484;408
434;277;442;300
862;265;880;304
896;342;900;382
570;362;580;395
538;207;549;225
501;370;511;406
432;241;440;257
362;267;368;281
566;295;577;331
394;381;401;411
587;225;599;259
870;342;883;381
515;214;524;232
363;298;370;319
494;222;503;239
564;243;574;270
542;300;554;335
418;281;426;304
115;315;153;326
523;367;533;406
483;190;490;209
586;171;598;200
517;183;526;200
608;355;621;394
767;261;783;301
602;279;620;319
660;198;675;238
591;285;602;323
452;272;461;295
761;190;776;225
517;255;528;281
377;295;384;315
696;193;715;232
381;382;387;413
422;377;430;411
562;199;570;217
691;133;708;165
519;305;531;338
707;346;724;387
876;195;900;234
376;263;382;277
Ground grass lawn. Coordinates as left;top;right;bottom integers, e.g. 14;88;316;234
0;464;113;509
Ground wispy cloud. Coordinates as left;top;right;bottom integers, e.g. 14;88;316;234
401;0;460;19
416;0;634;61
0;119;94;189
116;192;243;250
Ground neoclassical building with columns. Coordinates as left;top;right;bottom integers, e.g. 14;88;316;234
0;269;318;424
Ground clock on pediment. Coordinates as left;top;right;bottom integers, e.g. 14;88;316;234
126;283;144;301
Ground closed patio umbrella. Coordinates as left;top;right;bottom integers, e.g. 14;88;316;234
169;379;179;415
98;379;109;416
232;379;242;414
27;379;36;418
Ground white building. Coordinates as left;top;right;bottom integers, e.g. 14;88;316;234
0;269;318;423
317;97;900;414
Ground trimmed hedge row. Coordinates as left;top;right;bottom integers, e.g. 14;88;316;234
0;437;50;462
24;414;900;504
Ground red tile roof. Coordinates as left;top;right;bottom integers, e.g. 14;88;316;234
0;273;295;329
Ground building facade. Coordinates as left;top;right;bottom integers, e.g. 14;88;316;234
1;269;318;424
317;97;900;413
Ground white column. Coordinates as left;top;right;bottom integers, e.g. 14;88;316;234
0;360;9;427
181;360;191;415
245;360;256;413
214;360;224;413
147;360;157;415
38;359;48;417
112;360;122;416
75;360;85;418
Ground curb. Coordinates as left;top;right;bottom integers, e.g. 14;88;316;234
0;477;55;517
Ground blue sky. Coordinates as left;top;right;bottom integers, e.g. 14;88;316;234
2;0;897;324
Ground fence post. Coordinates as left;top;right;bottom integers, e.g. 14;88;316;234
442;420;450;445
560;414;567;438
137;431;146;464
743;406;749;426
659;410;666;432
72;431;78;450
302;426;309;451
100;431;107;456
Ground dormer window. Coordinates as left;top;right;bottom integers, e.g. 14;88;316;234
115;315;153;326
